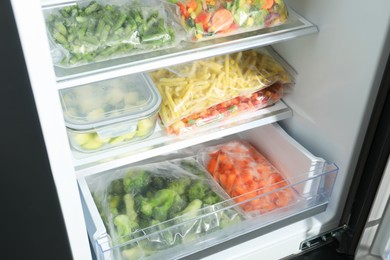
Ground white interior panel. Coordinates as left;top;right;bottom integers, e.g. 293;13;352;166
273;0;390;228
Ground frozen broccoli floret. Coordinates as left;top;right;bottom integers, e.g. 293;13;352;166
108;179;124;195
134;194;144;212
112;193;139;241
123;169;151;194
123;194;137;222
167;177;191;195
152;205;170;222
108;194;123;217
168;193;188;219
151;190;177;221
113;214;138;238
179;199;203;216
139;189;176;221
150;176;167;190
187;180;210;202
137;216;150;229
202;191;222;205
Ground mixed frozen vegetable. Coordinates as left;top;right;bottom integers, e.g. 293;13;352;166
166;0;288;41
166;83;284;135
91;158;242;259
45;0;177;66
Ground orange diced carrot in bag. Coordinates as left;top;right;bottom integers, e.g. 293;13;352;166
274;189;294;207
207;156;218;174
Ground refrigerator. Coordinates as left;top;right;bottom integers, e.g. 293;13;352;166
2;0;390;259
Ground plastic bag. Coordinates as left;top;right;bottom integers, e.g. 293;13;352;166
44;0;181;67
166;83;285;135
164;0;289;41
90;157;243;259
198;140;296;214
149;48;294;128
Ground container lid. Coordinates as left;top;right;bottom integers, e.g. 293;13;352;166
60;73;161;130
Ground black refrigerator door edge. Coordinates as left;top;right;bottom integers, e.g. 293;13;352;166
0;1;73;259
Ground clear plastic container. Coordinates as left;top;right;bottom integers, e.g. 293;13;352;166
60;73;161;153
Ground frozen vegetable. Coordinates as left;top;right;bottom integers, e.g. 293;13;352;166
199;140;296;214
67;117;156;152
123;169;151;194
149;49;293;129
90;158;243;258
45;0;177;66
167;83;285;135
166;0;288;41
113;194;140;236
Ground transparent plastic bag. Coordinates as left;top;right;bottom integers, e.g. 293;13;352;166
166;83;286;135
164;0;289;41
44;0;181;67
149;48;294;128
90;157;243;259
198;140;297;214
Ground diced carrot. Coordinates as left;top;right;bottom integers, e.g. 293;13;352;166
269;173;284;184
207;156;218;173
239;171;253;184
234;185;247;196
274;189;293;207
186;0;197;10
177;2;189;18
219;176;227;185
258;196;276;212
226;174;236;191
195;11;212;30
262;0;274;9
210;8;234;32
246;181;259;191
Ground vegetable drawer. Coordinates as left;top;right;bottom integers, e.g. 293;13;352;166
77;123;338;260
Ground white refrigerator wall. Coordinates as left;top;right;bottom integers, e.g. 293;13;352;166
9;0;390;259
274;0;390;227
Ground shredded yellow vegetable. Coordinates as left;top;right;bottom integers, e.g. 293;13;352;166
149;50;292;126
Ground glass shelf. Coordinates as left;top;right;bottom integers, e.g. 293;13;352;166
73;101;292;176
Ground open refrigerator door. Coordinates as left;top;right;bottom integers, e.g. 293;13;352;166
5;0;390;259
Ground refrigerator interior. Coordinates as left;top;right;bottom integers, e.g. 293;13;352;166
9;0;390;259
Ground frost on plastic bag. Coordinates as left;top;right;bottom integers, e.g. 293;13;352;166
198;140;297;215
90;157;243;259
149;49;294;129
164;0;289;41
166;83;285;135
44;0;180;67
